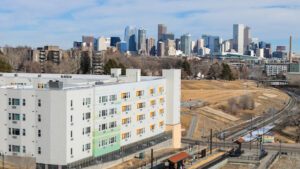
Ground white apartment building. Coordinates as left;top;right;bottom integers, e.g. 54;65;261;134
0;69;181;169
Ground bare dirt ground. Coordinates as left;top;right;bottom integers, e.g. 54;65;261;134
270;155;300;169
220;163;256;169
181;80;290;139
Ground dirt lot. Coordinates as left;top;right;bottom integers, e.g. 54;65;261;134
270;155;300;169
220;163;256;169
181;80;290;139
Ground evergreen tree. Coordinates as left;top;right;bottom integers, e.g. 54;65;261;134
220;63;235;80
103;59;127;75
0;56;12;72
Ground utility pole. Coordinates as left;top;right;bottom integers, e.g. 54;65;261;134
150;149;153;169
0;152;4;169
250;116;253;150
210;129;213;154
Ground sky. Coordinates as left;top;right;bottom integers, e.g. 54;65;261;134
0;0;299;52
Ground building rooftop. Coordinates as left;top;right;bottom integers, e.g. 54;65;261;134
0;69;164;90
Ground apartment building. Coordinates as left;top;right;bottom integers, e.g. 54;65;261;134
0;69;181;168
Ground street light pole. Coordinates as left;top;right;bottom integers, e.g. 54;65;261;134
0;152;4;169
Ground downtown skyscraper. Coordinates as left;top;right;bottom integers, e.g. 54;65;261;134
158;24;167;42
124;26;137;52
180;33;192;56
138;28;147;55
233;24;251;54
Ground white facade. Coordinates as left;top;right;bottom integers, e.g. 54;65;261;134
96;37;107;51
0;69;180;168
233;24;245;54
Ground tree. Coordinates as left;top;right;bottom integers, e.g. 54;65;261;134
80;54;91;74
220;63;235;80
207;62;222;80
103;59;126;75
238;95;255;110
0;55;12;72
227;98;239;115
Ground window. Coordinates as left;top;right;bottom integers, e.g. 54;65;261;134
136;90;144;97
136;128;145;135
109;121;117;129
70;131;73;138
85;112;91;120
101;139;108;147
22;99;26;106
150;124;155;131
38;130;41;137
8;128;11;135
8;98;11;105
100;124;108;131
70;148;73;155
100;110;108;117
83;98;85;105
85;143;91;150
12;113;20;121
8;113;11;120
137;114;145;121
38;114;42;122
159;121;164;127
86;98;91;105
109;108;117;115
70;100;73;107
109;136;117;144
150;88;155;95
22;114;26;121
121;132;131;140
23;129;26;136
122;105;131;112
12;145;20;153
12;98;20;106
12;128;20;135
150;111;156;118
122;118;131;125
159;109;164;115
38;147;41;154
101;96;108;103
159;87;164;94
137;102;146;109
82;145;85;152
109;95;117;101
150;100;156;106
85;127;91;134
121;92;130;99
8;145;11;152
38;99;41;107
23;146;26;153
160;97;165;104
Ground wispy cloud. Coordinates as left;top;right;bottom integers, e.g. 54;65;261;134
0;0;299;52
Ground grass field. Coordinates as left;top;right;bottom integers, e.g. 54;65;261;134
181;80;290;139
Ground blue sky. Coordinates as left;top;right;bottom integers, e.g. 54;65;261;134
0;0;299;53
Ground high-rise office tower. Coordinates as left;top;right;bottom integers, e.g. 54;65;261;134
124;26;137;51
138;29;147;54
146;38;156;56
202;35;221;56
110;37;121;47
244;26;251;52
175;39;181;50
158;24;167;42
233;24;245;54
161;33;175;42
117;41;128;54
82;36;95;49
157;41;165;57
96;37;107;51
180;34;192;56
165;40;176;56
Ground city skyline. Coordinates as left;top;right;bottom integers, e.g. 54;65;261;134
0;0;299;52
